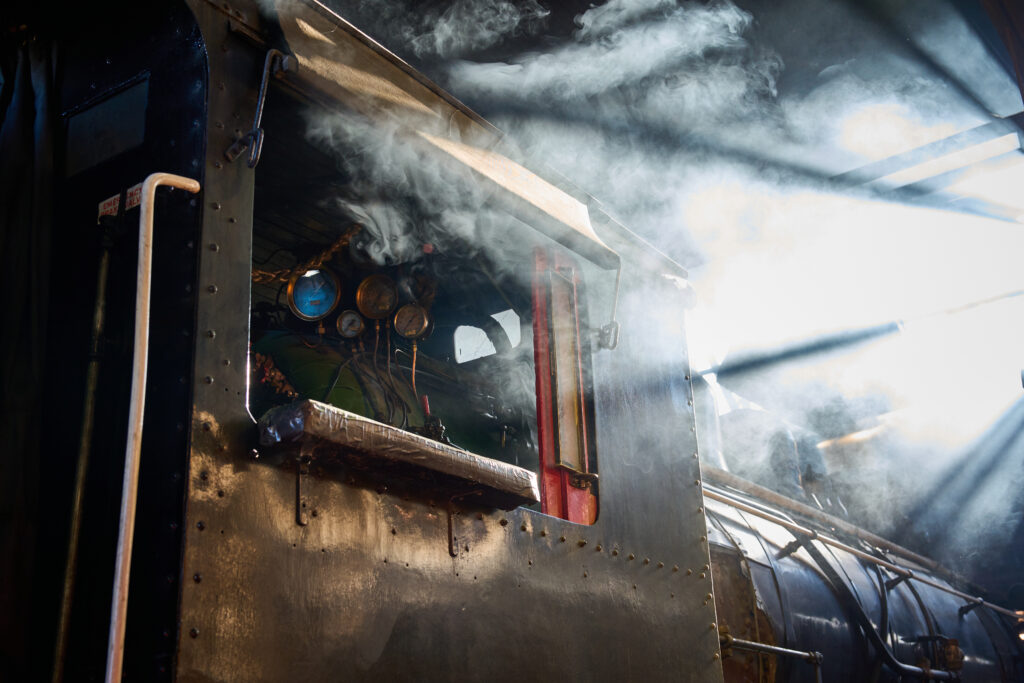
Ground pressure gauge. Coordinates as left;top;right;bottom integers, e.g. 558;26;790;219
355;274;399;320
336;309;366;339
393;303;431;340
286;269;341;321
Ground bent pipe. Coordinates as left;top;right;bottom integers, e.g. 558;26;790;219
796;533;959;681
104;173;201;683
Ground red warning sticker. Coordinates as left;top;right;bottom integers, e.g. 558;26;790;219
97;182;144;222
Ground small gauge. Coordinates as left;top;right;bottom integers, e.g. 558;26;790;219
393;303;431;340
356;274;399;320
336;309;366;339
286;269;341;321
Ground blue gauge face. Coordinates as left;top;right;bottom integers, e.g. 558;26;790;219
288;269;340;321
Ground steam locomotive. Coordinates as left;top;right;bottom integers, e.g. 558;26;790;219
2;1;1021;681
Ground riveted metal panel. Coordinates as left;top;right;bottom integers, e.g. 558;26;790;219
177;2;723;681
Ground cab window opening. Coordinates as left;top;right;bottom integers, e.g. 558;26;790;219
247;84;599;522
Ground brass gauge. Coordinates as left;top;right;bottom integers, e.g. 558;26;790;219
286;269;341;322
336;309;366;338
355;274;398;320
393;303;431;340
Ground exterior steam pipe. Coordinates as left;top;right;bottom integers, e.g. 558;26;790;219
722;634;823;683
702;483;1017;619
104;173;201;683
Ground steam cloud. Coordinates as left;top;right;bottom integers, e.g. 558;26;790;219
296;0;1024;593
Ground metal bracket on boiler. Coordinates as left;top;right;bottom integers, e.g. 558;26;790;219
295;444;313;527
224;49;297;168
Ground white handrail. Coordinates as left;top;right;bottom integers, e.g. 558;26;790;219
105;173;201;683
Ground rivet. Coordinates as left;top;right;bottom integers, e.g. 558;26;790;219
204;376;214;384
209;243;220;251
685;374;691;380
196;521;206;531
703;564;710;571
559;536;567;543
206;330;216;338
595;544;602;552
673;565;679;572
700;572;707;579
193;573;202;583
628;553;635;561
713;653;720;661
213;161;222;169
612;549;619;556
706;593;714;601
212;202;222;210
540;529;547;537
217;489;225;497
223;359;231;366
643;558;650;565
215;121;224;129
391;527;397;535
700;535;707;542
208;285;218;293
686;568;693;575
199;471;208;481
520;523;527;531
698;507;704;513
189;628;199;639
202;422;212;431
657;562;664;569
710;623;717;630
228;217;237;223
311;510;318;518
578;540;587;547
583;571;588;578
500;519;508;526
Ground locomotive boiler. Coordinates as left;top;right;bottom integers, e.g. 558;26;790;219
0;1;1021;681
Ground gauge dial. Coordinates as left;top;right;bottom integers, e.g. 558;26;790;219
286;269;341;321
393;303;431;340
356;274;399;320
336;309;366;338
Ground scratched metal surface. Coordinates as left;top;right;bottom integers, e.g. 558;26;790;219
175;2;723;681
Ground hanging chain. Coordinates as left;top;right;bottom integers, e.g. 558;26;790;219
251;224;361;284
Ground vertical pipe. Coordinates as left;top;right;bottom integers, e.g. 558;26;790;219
104;173;200;683
51;243;110;683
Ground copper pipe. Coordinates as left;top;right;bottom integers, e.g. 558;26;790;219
104;173;200;683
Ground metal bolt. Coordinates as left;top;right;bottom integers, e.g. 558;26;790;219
578;540;587;547
206;330;216;338
196;521;206;531
208;285;218;293
193;573;202;583
204;376;214;384
209;243;220;251
189;628;199;639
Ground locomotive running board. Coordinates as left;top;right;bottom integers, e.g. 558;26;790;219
258;399;541;510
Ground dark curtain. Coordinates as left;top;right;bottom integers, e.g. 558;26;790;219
0;35;55;678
